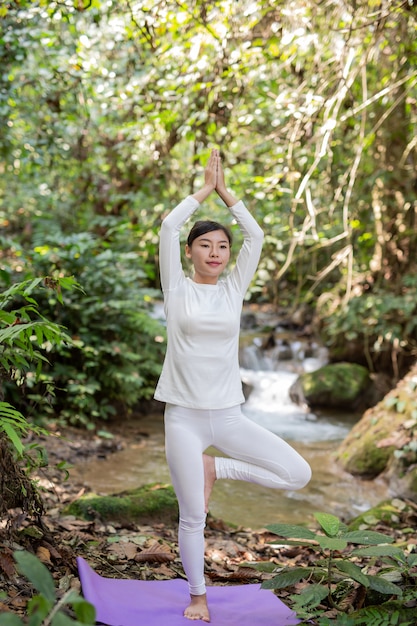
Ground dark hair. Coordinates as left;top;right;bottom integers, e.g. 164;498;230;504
187;220;233;247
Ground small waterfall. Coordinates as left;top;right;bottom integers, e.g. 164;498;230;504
239;336;355;443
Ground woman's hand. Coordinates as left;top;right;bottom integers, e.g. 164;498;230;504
215;153;239;207
192;149;239;207
192;149;218;203
215;152;226;193
204;149;218;189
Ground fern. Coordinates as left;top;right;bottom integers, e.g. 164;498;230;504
352;603;417;625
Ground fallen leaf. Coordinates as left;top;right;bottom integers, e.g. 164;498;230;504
36;546;52;565
135;542;174;563
0;550;15;578
107;542;138;560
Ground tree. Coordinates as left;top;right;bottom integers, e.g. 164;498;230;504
1;0;417;377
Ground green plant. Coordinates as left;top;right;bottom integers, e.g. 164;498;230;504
0;277;73;379
249;512;417;624
0;276;75;517
23;228;166;427
0;551;95;626
0;276;74;437
316;277;417;376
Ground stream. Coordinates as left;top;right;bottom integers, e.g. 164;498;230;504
71;330;389;528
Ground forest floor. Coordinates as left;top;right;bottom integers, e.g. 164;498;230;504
1;416;417;623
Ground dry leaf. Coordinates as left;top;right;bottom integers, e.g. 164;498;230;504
107;542;138;560
135;542;174;563
152;564;177;578
36;546;52;565
41;540;62;561
229;566;261;581
0;550;16;578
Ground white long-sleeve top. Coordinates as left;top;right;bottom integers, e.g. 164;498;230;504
154;195;264;409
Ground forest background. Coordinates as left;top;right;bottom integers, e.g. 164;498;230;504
1;0;417;488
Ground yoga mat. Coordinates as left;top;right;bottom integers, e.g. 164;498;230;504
77;557;300;626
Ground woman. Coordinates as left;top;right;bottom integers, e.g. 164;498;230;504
154;149;311;622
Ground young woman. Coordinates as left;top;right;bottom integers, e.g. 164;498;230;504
154;149;311;622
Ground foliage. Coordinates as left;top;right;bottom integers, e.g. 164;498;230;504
0;1;416;391
316;273;417;376
0;550;95;626
0;276;75;517
249;512;417;624
1;224;166;427
0;277;71;453
24;225;166;426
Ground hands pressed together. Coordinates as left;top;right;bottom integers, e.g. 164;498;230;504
204;148;224;192
193;149;238;207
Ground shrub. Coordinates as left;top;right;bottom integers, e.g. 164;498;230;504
2;226;166;427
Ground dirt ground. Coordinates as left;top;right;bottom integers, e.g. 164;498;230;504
1;417;416;621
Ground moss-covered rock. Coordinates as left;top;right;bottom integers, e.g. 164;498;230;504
64;483;178;525
347;498;416;531
335;410;396;477
289;362;371;410
336;363;417;495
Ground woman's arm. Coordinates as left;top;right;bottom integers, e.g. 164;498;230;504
216;156;264;295
159;151;217;292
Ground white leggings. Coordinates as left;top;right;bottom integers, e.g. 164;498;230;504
164;403;312;596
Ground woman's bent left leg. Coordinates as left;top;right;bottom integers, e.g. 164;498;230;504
211;405;311;490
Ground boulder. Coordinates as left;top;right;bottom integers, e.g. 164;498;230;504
336;362;417;498
289;362;372;410
64;483;178;525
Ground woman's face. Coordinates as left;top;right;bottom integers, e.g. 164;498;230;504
185;229;231;284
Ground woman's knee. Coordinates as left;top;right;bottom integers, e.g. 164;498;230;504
179;515;206;534
291;458;312;490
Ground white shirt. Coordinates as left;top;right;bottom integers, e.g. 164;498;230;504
154;196;264;409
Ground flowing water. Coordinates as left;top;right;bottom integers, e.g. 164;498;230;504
71;334;389;528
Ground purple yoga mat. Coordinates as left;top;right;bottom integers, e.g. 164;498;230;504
77;557;300;626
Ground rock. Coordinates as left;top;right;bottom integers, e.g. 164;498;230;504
64;483;178;525
336;362;417;495
289;362;372;410
347;498;415;530
385;461;417;501
240;311;258;330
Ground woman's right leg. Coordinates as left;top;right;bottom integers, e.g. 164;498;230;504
164;404;210;597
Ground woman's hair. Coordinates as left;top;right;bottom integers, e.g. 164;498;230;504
187;220;233;247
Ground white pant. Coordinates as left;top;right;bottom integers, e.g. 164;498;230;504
164;403;312;596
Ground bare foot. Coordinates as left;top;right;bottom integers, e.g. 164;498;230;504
203;454;216;514
184;594;210;622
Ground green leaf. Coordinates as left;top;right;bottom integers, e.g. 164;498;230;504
242;561;277;573
343;530;394;545
14;551;56;604
314;512;340;537
265;523;316;540
27;594;50;625
317;536;347;551
1;423;24;456
71;597;96;623
0;615;25;626
334;560;370;586
352;545;406;562
51;612;80;626
367;574;403;595
293;582;329;608
261;566;312;589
